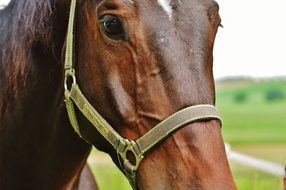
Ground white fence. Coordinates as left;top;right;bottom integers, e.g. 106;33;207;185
225;143;285;178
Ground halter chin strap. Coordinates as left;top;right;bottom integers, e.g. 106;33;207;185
64;0;222;189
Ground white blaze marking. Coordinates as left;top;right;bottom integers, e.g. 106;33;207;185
157;0;173;20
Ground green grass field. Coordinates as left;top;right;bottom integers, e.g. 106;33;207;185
217;80;286;145
88;80;286;190
216;80;286;190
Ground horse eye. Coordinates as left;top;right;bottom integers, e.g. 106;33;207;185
100;15;124;39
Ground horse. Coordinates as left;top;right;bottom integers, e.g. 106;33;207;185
0;0;236;189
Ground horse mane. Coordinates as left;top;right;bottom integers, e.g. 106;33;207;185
0;0;60;117
1;0;55;42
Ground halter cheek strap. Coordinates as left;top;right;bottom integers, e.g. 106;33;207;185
64;0;222;189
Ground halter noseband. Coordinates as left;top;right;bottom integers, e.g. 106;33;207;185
64;0;222;189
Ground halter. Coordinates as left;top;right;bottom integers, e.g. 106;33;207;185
64;0;222;189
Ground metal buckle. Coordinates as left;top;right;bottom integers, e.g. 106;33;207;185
64;69;76;93
118;139;144;177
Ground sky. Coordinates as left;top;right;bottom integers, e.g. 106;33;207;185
214;0;286;78
1;0;285;79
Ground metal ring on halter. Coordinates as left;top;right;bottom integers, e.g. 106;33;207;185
118;140;144;176
64;69;76;92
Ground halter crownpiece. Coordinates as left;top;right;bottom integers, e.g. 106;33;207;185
64;0;222;189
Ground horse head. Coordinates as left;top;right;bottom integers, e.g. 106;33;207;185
67;0;236;189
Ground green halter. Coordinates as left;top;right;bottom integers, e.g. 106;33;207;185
64;0;222;189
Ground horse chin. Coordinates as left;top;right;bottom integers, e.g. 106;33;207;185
136;120;237;190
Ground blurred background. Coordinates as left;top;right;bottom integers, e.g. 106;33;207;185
213;0;286;189
1;0;285;189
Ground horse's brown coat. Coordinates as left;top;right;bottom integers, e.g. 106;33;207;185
0;0;236;189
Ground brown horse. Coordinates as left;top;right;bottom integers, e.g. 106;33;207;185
0;0;236;189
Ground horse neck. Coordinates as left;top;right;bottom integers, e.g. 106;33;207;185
0;1;91;189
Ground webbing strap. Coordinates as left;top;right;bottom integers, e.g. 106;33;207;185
64;0;76;72
66;84;222;188
68;84;126;150
67;83;222;156
135;105;221;155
